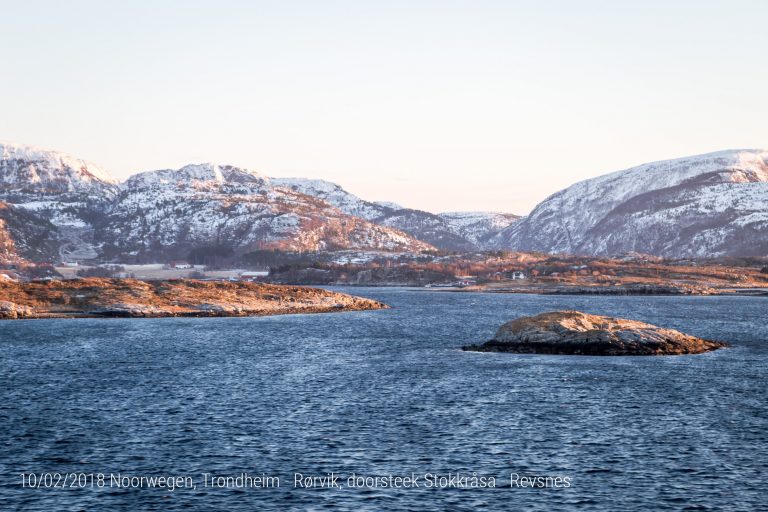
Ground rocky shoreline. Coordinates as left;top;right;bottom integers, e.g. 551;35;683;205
441;284;768;296
463;310;727;356
0;278;387;320
335;281;765;295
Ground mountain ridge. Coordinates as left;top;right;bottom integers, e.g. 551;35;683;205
491;148;768;257
2;142;765;262
101;162;435;258
0;142;519;258
270;176;519;250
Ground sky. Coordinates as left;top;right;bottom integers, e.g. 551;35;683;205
1;0;767;214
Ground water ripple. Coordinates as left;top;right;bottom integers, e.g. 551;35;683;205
1;290;766;511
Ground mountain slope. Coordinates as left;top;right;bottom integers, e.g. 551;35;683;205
0;142;118;227
0;142;117;197
0;144;437;261
271;177;519;250
271;177;394;220
373;209;477;251
99;164;434;260
0;142;122;263
0;201;59;262
437;211;521;246
492;149;768;257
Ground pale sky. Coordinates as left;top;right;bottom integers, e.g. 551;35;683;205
1;0;766;214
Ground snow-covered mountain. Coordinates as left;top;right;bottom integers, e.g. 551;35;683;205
492;149;768;257
0;145;435;262
0;142;119;228
99;164;433;259
270;177;519;250
0;142;122;263
0;143;519;260
9;141;762;262
0;142;117;195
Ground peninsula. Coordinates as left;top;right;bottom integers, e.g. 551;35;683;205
0;278;387;319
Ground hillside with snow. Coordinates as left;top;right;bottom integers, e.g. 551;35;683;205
0;144;445;262
4;141;762;263
270;177;519;250
0;142;118;226
437;211;521;246
492;149;768;257
0;143;519;261
0;142;117;194
0;143;121;262
270;177;395;220
101;164;433;259
0;201;59;262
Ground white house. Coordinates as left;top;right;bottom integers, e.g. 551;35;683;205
511;271;526;280
240;269;270;281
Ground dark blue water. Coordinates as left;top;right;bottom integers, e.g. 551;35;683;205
1;288;767;511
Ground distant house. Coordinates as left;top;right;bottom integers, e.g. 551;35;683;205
169;261;192;269
510;271;526;280
240;269;270;281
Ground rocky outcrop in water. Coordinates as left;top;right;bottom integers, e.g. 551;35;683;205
0;300;33;319
463;310;726;355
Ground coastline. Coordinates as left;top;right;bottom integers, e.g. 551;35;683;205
428;286;768;297
0;278;388;320
324;283;768;296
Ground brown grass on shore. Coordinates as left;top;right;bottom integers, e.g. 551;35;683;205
0;278;386;318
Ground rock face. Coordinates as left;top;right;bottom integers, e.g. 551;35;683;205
0;300;33;319
463;310;726;355
491;149;768;257
90;303;170;317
